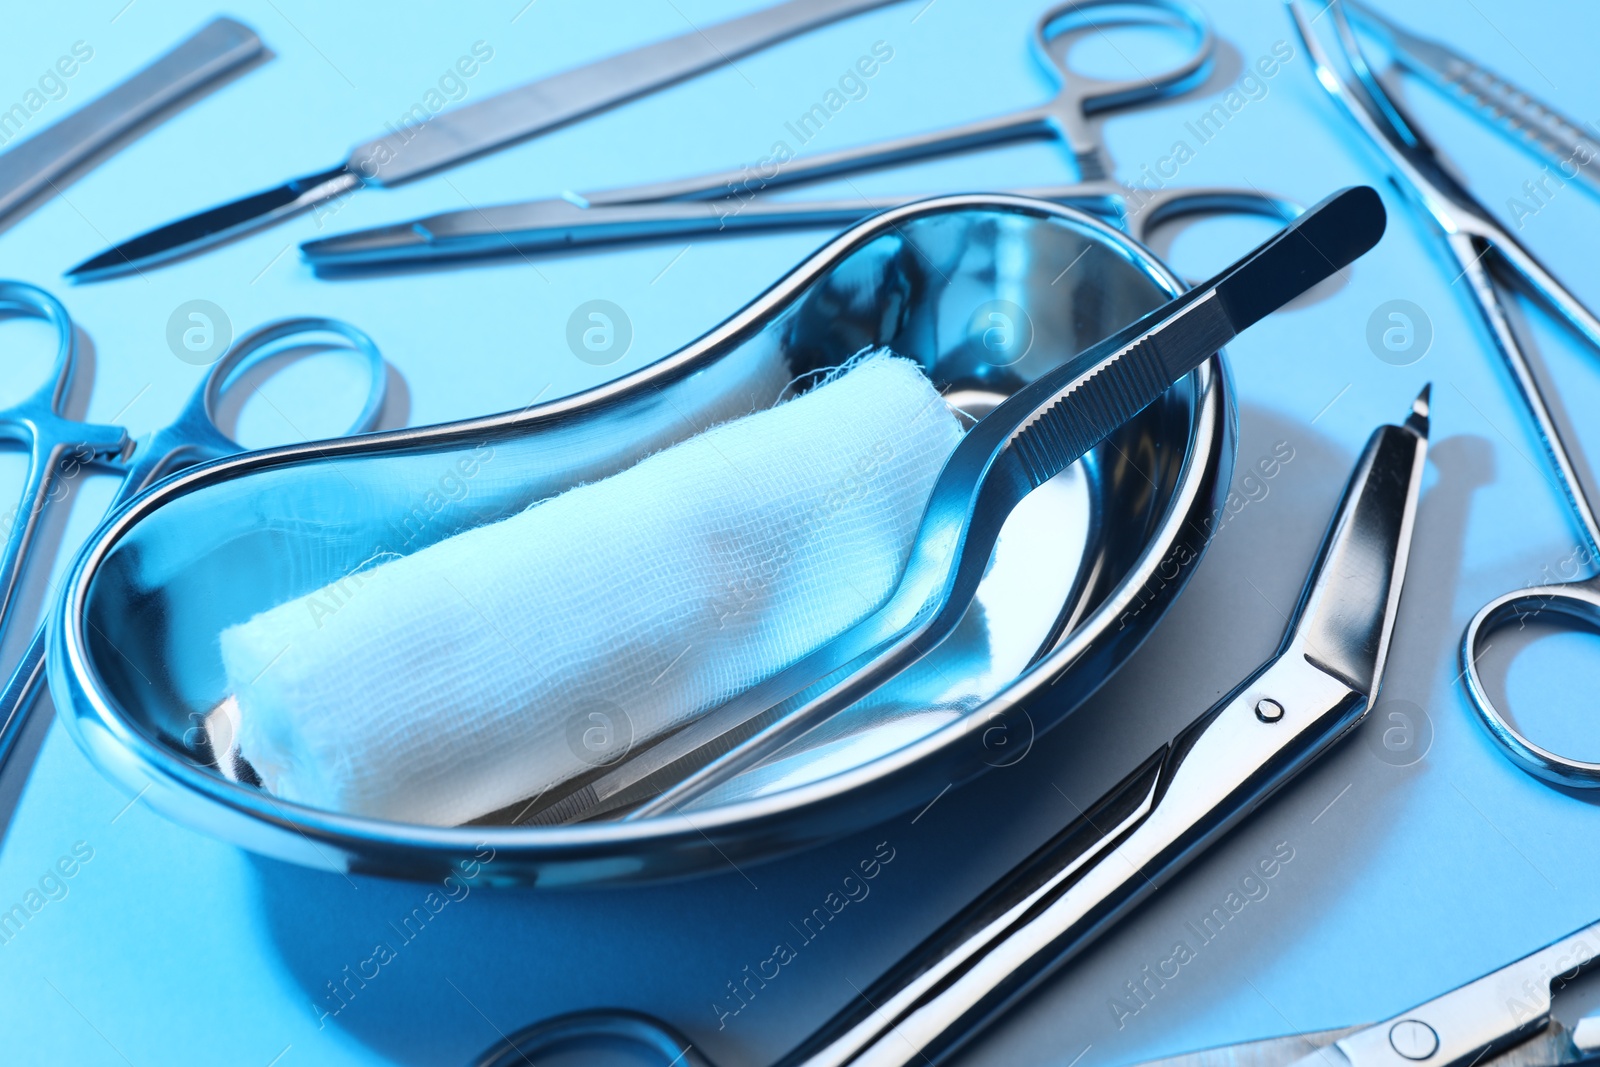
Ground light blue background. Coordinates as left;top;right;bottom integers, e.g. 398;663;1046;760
1;0;1599;1064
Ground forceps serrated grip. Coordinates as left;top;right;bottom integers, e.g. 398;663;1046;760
1347;0;1600;201
518;185;1387;825
480;394;1430;1067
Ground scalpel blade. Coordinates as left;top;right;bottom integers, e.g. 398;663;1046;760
1129;1028;1364;1067
67;164;360;281
65;0;900;281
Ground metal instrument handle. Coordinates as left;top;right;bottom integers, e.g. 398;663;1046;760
1437;61;1600;194
612;187;1382;821
1462;576;1600;788
1349;1;1600;199
1331;918;1600;1067
0;318;385;780
0;284;127;673
346;0;900;185
0;18;263;223
1448;231;1600;557
576;0;1213;204
1035;0;1214;182
582;109;1054;207
780;653;1362;1067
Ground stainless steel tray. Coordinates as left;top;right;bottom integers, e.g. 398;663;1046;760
51;194;1233;886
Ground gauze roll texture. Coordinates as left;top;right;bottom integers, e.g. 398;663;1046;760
220;353;965;826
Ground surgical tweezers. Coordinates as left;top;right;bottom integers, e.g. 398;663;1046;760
522;184;1389;824
481;389;1432;1067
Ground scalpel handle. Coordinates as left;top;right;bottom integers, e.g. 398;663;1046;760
0;18;263;224
347;0;900;185
781;654;1365;1067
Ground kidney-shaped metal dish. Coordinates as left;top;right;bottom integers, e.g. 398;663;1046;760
51;194;1233;886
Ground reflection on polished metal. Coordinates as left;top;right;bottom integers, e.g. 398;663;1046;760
0;314;387;793
524;185;1387;825
301;0;1302;269
53;195;1231;886
64;0;901;280
301;185;1302;268
477;393;1431;1067
1126;915;1600;1067
0;284;129;680
1291;1;1600;788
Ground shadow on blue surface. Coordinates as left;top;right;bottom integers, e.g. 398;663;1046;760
241;408;1501;1067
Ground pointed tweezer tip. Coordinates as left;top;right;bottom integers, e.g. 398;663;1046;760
1405;383;1431;437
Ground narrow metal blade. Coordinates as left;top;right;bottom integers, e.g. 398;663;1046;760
67;0;897;278
66;163;360;281
1128;1027;1363;1067
1486;1021;1593;1067
1288;385;1428;695
299;196;878;267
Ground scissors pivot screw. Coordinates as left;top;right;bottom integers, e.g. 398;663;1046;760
1389;1019;1440;1059
1255;698;1285;723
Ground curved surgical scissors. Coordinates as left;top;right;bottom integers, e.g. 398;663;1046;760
1292;2;1600;788
0;298;387;774
301;0;1298;268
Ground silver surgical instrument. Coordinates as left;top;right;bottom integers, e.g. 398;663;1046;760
477;391;1431;1067
523;184;1388;824
1349;1;1600;204
1291;1;1600;789
0;19;263;229
301;0;1298;269
0;304;387;786
65;0;901;280
1122;916;1600;1067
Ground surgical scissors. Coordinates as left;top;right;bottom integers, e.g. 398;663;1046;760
477;394;1430;1067
1291;2;1600;788
1121;915;1600;1067
0;300;387;780
301;0;1299;268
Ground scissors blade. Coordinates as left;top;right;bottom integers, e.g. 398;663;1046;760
1126;1027;1364;1067
1345;1;1600;201
1128;939;1600;1067
1136;1013;1598;1067
63;0;900;280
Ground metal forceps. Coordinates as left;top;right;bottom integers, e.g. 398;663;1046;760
1291;1;1600;788
301;0;1297;268
0;307;387;781
0;284;132;660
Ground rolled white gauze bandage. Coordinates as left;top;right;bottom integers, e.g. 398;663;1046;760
220;353;966;825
